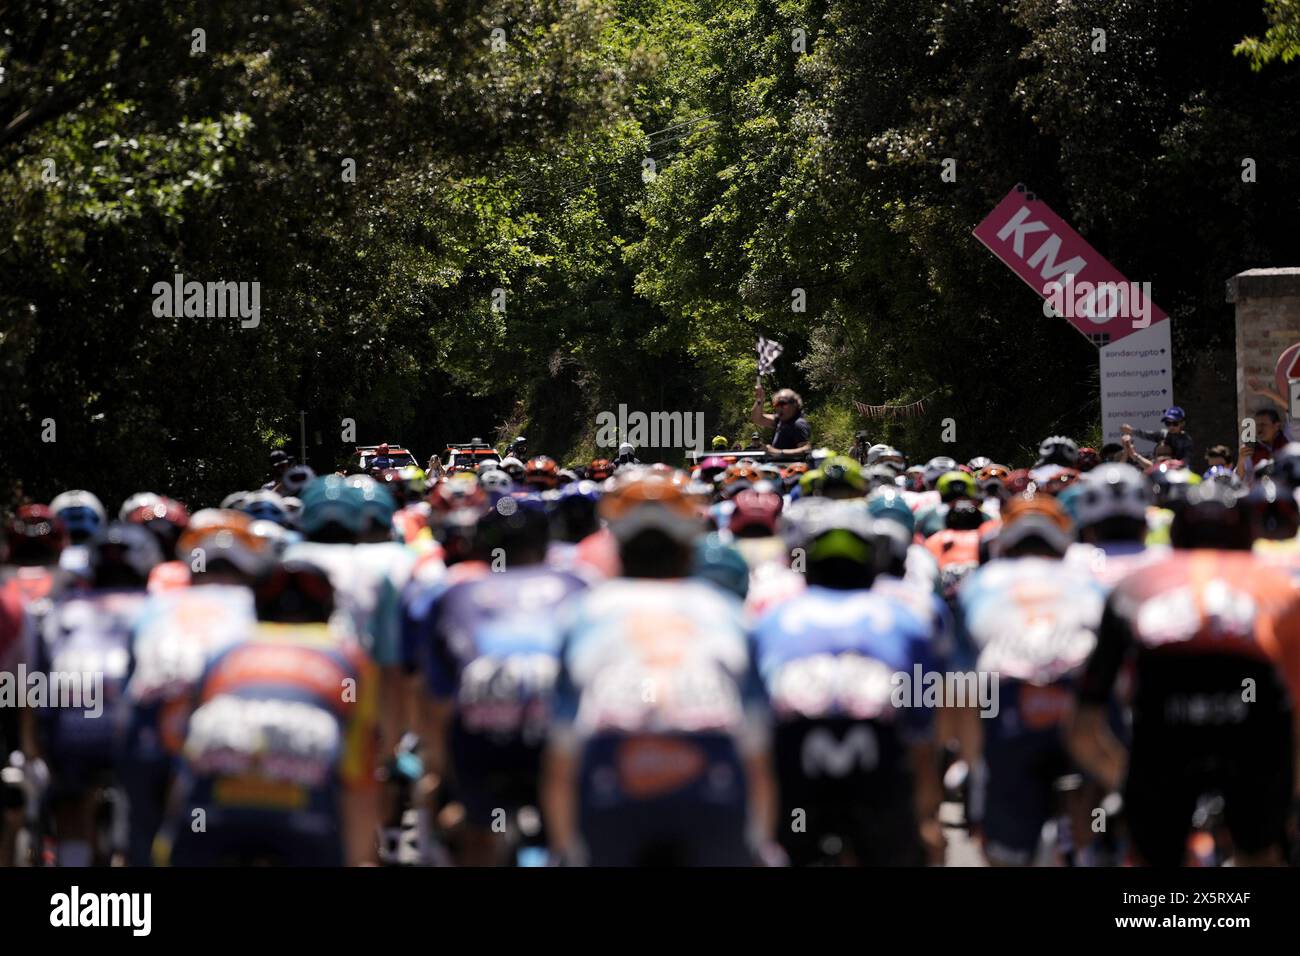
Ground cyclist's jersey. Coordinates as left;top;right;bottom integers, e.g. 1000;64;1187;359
393;504;437;553
744;561;805;619
1144;506;1174;547
125;585;258;760
401;559;486;673
1078;550;1300;865
146;560;192;592
914;503;994;538
1064;540;1163;590
1252;536;1300;587
284;540;415;666
546;540;609;582
752;586;942;777
1079;550;1300;717
550;578;768;807
424;565;587;818
924;528;982;601
34;588;150;765
956;558;1104;729
171;621;377;840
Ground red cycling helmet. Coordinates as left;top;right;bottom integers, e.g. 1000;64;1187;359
1005;469;1035;495
729;488;783;538
6;505;68;565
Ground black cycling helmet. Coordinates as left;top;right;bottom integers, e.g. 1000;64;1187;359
255;559;335;623
280;464;317;497
87;521;163;588
5;505;67;565
476;497;550;562
1247;478;1299;541
1036;435;1079;469
1170;482;1253;551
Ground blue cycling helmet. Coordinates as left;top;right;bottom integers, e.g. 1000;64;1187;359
866;487;916;537
300;476;366;539
550;480;602;542
238;490;291;528
49;490;107;544
692;532;750;600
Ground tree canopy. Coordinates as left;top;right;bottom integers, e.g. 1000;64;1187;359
3;0;1298;505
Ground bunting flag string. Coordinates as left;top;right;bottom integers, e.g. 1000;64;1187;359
852;392;936;421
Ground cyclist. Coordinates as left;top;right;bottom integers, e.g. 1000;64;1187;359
414;498;587;865
955;492;1104;866
542;470;776;866
1070;483;1300;865
159;560;379;866
751;501;945;865
30;522;161;865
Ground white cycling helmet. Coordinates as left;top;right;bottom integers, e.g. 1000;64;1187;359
922;456;958;489
119;492;162;522
1074;462;1152;528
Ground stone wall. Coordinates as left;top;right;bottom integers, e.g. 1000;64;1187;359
1229;268;1300;432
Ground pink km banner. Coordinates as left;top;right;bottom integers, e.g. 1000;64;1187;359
973;183;1167;347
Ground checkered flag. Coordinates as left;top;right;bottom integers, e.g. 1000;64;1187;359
756;336;784;377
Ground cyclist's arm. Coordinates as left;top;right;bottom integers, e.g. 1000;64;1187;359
1068;600;1131;792
541;743;578;859
909;739;945;864
743;748;777;847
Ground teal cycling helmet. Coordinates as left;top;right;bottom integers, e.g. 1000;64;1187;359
692;533;750;600
300;476;366;538
866;487;916;537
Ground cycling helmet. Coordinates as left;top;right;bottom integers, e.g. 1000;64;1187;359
1148;463;1201;509
476;459;502;477
966;456;992;472
1171;482;1253;551
49;490;107;544
119;492;163;522
248;518;297;556
1075;447;1100;472
1203;465;1241;491
728;488;783;538
237;489;292;528
477;495;550;558
1271;442;1300;489
5;505;67;564
255;558;336;623
936;470;978;503
866;487;917;537
904;466;926;493
692;533;750;600
1041;468;1080;497
550;480;601;542
589;458;615;482
923;457;959;489
87;521;163;588
994;492;1074;557
479;469;514;496
177;509;274;577
867;445;906;472
300;476;367;540
800;456;867;499
1248;478;1300;541
522;457;560;491
1073;463;1151;529
219;491;250;511
429;474;488;515
124;496;191;554
280;464;317;497
1036;435;1079;468
864;464;900;489
787;500;880;586
945;498;985;531
1005;469;1034;495
353;479;396;536
499;456;525;482
599;470;701;545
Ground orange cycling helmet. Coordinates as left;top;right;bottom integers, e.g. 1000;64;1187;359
599;470;701;544
524;456;560;490
176;509;274;575
994;492;1074;556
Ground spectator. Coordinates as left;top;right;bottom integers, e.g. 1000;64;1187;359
1237;407;1291;481
369;442;395;471
1119;434;1153;470
264;449;294;490
427;454;444;479
1204;444;1233;472
850;430;871;464
1121;406;1192;464
746;432;764;451
751;384;812;460
711;435;729;452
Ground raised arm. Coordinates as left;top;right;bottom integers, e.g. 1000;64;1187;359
751;383;776;430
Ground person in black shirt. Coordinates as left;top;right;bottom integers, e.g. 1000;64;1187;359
751;384;812;460
1122;406;1192;464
